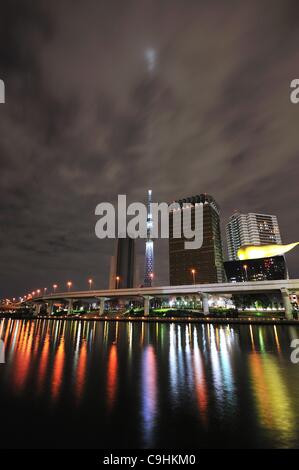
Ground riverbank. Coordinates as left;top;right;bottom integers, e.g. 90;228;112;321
1;313;299;325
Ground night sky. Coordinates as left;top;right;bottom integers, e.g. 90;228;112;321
1;0;299;298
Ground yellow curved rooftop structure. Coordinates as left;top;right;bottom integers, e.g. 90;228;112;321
237;242;299;261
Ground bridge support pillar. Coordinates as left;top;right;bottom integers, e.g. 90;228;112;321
143;296;153;317
47;301;53;315
202;293;209;316
33;304;41;317
99;297;106;316
67;299;73;315
281;288;293;319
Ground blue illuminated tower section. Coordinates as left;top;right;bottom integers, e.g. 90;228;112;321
144;189;154;287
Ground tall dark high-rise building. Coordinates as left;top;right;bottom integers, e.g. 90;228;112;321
169;194;225;285
109;238;135;289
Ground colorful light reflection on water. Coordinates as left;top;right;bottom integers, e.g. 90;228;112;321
0;319;298;449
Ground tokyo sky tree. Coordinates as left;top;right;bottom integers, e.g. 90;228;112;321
143;49;156;287
143;189;154;287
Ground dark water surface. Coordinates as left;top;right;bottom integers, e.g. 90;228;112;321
0;318;298;449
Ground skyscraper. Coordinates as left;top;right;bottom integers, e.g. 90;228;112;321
169;194;225;285
226;212;282;261
109;238;135;289
144;189;154;287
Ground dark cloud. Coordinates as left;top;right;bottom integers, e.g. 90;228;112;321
0;0;299;297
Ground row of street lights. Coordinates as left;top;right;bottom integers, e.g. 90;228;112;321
5;268;201;305
20;278;95;300
57;271;195;292
54;278;94;293
14;274;129;303
27;275;125;299
15;269;201;303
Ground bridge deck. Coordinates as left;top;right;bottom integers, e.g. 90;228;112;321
32;279;299;301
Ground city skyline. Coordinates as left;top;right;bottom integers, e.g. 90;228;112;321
0;185;298;298
1;1;299;297
1;188;297;299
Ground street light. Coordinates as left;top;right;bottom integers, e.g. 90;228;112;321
53;284;58;294
44;287;47;294
88;278;93;290
67;281;72;292
116;276;120;289
191;268;196;285
243;264;248;282
37;289;41;296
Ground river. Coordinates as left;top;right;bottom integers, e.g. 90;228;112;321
0;318;298;448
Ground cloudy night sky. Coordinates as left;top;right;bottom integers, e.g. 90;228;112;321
1;0;299;298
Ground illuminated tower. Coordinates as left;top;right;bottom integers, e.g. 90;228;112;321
144;189;154;287
142;50;156;287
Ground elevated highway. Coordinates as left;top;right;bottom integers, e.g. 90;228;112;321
29;279;299;319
